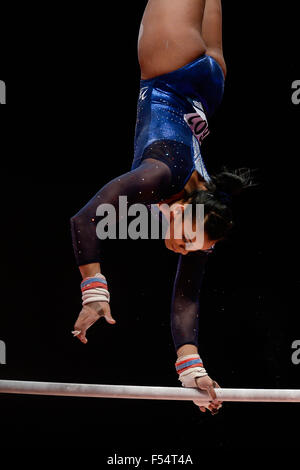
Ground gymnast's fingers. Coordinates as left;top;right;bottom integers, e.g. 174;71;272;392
102;303;116;325
72;305;100;344
73;324;88;344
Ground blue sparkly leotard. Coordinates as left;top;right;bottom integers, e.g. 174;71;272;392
71;54;225;352
131;54;225;193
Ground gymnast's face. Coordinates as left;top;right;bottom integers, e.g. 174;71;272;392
164;202;217;255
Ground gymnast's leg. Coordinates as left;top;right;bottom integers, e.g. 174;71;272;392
138;0;207;79
202;0;227;77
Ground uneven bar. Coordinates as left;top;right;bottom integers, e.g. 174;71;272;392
0;380;300;403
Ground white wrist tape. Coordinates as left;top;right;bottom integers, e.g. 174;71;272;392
81;273;110;305
175;354;210;408
175;354;208;387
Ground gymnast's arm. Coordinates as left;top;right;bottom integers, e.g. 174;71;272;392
70;159;172;343
171;250;222;412
171;250;208;355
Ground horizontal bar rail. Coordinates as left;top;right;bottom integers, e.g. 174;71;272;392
0;380;300;403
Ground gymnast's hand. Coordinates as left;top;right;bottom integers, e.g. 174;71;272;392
73;301;116;344
195;376;222;415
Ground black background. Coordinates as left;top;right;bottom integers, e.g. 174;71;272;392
0;0;300;455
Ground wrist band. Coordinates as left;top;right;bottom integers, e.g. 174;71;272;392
175;354;218;411
81;273;110;305
175;354;204;374
175;354;207;387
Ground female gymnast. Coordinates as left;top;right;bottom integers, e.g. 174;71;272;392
71;0;253;415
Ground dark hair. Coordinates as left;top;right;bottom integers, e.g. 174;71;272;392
184;167;258;241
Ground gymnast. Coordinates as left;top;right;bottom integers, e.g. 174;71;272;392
71;0;254;415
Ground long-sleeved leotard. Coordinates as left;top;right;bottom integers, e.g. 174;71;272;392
171;250;208;350
70;159;172;265
71;54;224;352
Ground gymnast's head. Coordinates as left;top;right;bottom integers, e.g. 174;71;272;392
165;168;256;255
